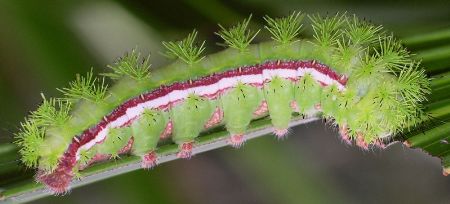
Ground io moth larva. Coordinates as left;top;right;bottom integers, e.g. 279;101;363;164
14;12;430;194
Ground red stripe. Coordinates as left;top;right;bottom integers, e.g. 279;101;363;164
58;60;346;171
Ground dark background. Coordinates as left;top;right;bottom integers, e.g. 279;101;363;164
0;0;449;203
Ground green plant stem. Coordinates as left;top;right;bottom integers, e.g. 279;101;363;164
0;116;318;203
415;45;450;74
430;72;450;88
426;99;450;119
404;29;450;46
406;121;450;148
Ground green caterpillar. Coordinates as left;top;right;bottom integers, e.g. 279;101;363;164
14;12;430;193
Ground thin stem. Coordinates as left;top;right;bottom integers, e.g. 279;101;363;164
0;116;319;203
404;28;450;46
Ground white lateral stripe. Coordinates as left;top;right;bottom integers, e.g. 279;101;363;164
218;76;239;89
109;115;129;128
263;69;297;80
298;67;346;91
189;83;220;96
76;126;109;160
236;74;264;84
74;67;346;161
126;105;144;120
169;89;189;102
141;94;170;110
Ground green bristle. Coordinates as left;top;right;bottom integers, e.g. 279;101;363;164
343;15;383;46
162;30;205;65
396;62;431;104
30;93;72;127
58;68;109;102
263;11;304;44
14;120;45;168
352;53;385;80
309;12;347;47
215;14;260;52
333;38;364;73
375;35;411;71
374;81;405;133
104;48;151;81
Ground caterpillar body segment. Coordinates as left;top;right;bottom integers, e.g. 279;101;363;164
14;12;430;194
95;127;132;157
170;94;216;158
263;76;295;137
221;83;264;146
131;109;167;155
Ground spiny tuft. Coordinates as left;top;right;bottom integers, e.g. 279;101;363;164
162;30;205;65
309;12;347;47
57;68;109;102
352;53;384;80
344;15;383;46
396;62;430;104
264;11;304;44
215;15;259;52
375;35;411;71
14;120;45;168
104;48;151;81
30;93;72;127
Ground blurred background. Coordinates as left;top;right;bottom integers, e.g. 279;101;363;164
1;0;449;203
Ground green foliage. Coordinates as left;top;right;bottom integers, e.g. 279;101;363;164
104;49;151;81
215;15;260;51
58;69;109;102
162;30;206;65
264;11;304;44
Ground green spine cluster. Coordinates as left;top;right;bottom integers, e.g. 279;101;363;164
14;12;429;173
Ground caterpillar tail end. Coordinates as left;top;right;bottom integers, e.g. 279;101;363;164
177;142;194;159
141;151;158;169
36;167;73;195
228;134;245;148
